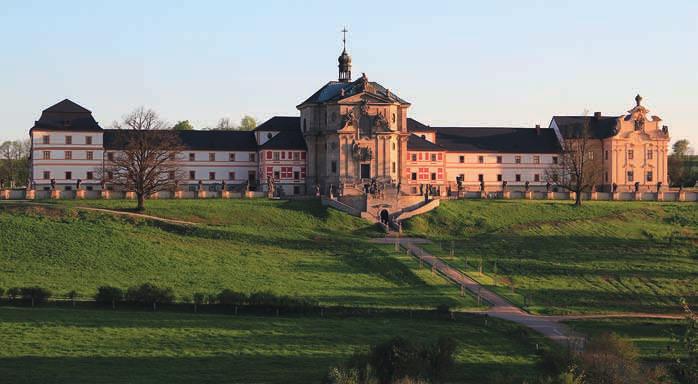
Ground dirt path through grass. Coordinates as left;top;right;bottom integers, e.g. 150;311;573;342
0;201;197;225
372;237;685;345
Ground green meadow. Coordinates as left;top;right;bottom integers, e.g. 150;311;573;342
0;200;478;310
0;307;548;384
403;200;697;315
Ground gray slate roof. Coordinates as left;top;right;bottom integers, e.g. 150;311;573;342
31;99;102;132
407;134;444;151
104;129;258;151
298;77;409;106
434;127;561;153
254;116;300;132
552;116;619;139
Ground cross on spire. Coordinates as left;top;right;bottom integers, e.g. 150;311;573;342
341;27;348;51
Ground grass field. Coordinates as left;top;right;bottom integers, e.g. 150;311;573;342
566;317;687;362
0;200;479;310
403;200;697;314
0;306;550;384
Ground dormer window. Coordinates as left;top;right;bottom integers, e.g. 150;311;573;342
267;132;273;139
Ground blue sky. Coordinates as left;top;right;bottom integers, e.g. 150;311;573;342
2;0;696;147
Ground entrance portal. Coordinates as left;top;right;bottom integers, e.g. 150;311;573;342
380;209;390;225
360;163;371;179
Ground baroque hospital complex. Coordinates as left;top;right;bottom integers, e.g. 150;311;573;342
28;42;670;197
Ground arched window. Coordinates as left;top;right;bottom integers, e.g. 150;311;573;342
267;132;273;139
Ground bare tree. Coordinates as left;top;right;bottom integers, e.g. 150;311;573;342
214;117;235;130
101;107;184;211
0;139;30;188
545;116;602;206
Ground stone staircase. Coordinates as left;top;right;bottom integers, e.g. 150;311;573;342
324;183;439;232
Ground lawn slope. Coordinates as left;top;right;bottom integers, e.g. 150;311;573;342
0;201;478;310
403;200;697;314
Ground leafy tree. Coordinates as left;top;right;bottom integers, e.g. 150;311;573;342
126;283;175;310
239;115;257;131
0;139;30;188
673;140;692;156
102;107;184;211
171;120;194;130
95;286;124;309
19;286;52;307
217;289;247;306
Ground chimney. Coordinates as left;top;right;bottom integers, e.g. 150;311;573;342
594;112;602;119
535;124;541;135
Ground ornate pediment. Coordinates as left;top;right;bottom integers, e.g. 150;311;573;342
350;140;373;161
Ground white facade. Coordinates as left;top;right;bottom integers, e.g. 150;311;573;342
31;130;104;190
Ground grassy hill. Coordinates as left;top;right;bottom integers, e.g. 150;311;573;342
0;200;478;310
403;200;697;314
0;307;548;384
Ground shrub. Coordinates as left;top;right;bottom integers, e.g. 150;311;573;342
126;283;175;307
95;286;124;307
0;287;4;299
217;289;247;306
7;287;20;301
192;292;207;305
576;333;645;384
19;286;52;306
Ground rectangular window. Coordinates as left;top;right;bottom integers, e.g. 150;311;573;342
647;150;653;160
229;153;236;161
478;156;484;164
43;151;50;160
209;172;216;180
534;174;540;182
412;154;418;161
189;171;196;180
478;174;484;182
392;162;396;173
604;151;609;160
43;171;50;179
552;156;558;164
86;171;94;180
533;156;540;164
411;172;417;181
294;171;300;180
65;136;72;145
588;151;594;160
627;170;634;182
293;152;300;161
431;154;437;162
605;171;608;182
107;152;114;161
274;171;280;180
266;151;272;160
65;171;72;180
628;150;634;160
209;153;215;161
228;172;235;180
418;153;423;161
189;153;195;161
497;174;502;182
646;171;653;182
437;153;443;161
459;155;464;163
86;136;93;145
42;135;50;144
86;151;93;160
431;173;437;181
281;151;286;160
496;156;502;164
300;152;306;160
64;151;72;160
331;161;337;174
515;156;521;164
273;152;280;161
515;174;521;182
300;167;306;177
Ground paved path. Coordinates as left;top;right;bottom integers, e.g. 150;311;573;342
0;201;197;226
372;237;685;345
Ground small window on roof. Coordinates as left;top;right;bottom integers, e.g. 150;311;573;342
267;132;273;139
